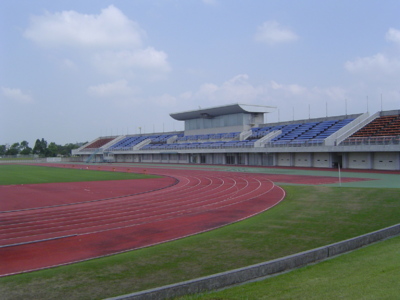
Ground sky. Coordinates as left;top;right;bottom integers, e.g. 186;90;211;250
1;0;400;147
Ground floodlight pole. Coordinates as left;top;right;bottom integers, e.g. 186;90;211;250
326;102;328;117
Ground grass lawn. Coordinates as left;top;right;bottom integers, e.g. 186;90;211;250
1;184;399;300
181;234;400;300
0;157;35;161
0;164;159;185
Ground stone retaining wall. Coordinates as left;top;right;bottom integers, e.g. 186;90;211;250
107;223;400;300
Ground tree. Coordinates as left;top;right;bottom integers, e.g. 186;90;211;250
47;142;58;157
20;146;32;155
2;139;84;157
59;142;82;156
20;140;29;148
0;145;6;156
33;138;48;157
11;142;21;151
5;147;18;155
20;141;32;155
5;143;21;155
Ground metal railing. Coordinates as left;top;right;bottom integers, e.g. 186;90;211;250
340;136;400;146
264;139;326;148
116;142;257;151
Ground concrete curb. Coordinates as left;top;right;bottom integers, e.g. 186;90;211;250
106;223;400;300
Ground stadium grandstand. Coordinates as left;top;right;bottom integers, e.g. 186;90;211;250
72;103;400;170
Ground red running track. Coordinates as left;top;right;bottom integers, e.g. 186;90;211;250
0;165;285;276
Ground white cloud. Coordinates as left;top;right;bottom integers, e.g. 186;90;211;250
345;28;400;81
24;6;170;80
87;80;136;98
92;48;170;77
152;94;177;107
345;53;400;74
268;81;347;106
270;80;307;95
342;29;400;114
177;75;354;122
24;5;144;49
385;28;400;45
255;21;299;45
60;58;78;70
265;81;350;120
1;87;34;104
195;74;265;104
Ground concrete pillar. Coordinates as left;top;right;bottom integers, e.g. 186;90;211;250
290;153;295;167
368;152;373;169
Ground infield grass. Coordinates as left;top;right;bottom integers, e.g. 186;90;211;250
181;235;400;300
1;183;399;300
0;157;35;161
0;164;159;185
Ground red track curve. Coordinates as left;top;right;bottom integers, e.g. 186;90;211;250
0;165;285;276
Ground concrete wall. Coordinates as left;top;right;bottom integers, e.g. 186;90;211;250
46;157;62;162
312;152;330;168
185;125;246;136
107;223;400;300
168;154;179;164
248;153;262;166
178;154;189;164
294;153;312;167
277;153;292;166
102;150;400;170
347;152;372;169
373;152;400;170
160;154;168;163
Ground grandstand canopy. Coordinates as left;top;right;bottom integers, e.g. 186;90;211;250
170;103;276;121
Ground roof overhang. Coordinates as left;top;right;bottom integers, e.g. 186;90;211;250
170;103;276;121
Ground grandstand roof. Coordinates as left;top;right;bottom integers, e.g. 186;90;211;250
170;103;276;121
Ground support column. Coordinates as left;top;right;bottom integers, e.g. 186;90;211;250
290;153;295;167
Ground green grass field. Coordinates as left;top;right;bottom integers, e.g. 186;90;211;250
181;234;400;300
1;162;399;300
0;164;159;185
0;157;35;161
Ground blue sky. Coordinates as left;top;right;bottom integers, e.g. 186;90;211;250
1;0;400;146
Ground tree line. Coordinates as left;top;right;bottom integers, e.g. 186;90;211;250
0;139;86;157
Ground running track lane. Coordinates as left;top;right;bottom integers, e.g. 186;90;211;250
0;168;285;276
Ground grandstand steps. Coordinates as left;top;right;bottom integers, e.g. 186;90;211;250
329;112;373;145
166;135;179;144
240;129;253;141
134;139;151;150
254;130;282;147
85;148;101;163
